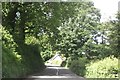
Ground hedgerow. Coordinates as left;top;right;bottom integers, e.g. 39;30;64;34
85;56;119;78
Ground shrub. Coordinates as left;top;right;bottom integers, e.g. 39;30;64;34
2;28;45;78
18;44;45;72
2;47;28;78
85;55;119;78
69;57;88;76
2;27;26;78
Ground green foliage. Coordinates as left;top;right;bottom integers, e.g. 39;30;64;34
25;35;54;62
41;50;53;62
18;44;45;72
39;34;54;61
85;56;119;78
2;27;45;78
82;41;112;59
95;21;119;58
2;27;17;52
2;1;119;78
2;28;26;78
2;47;28;78
56;1;101;58
108;13;120;57
25;36;39;45
69;57;88;76
2;1;102;64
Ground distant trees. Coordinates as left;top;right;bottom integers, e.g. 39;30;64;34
108;13;120;57
55;1;101;60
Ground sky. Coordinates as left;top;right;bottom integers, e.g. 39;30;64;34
92;0;120;22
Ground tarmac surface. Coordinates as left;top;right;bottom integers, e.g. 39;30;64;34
24;66;86;80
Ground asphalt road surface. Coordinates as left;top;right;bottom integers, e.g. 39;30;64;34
24;66;86;80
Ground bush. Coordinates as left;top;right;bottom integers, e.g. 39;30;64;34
18;44;45;72
2;27;26;78
2;47;28;78
69;57;88;76
2;28;45;78
85;56;119;78
41;50;53;62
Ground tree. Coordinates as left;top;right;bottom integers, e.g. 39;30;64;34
55;1;101;59
3;2;96;63
108;13;120;57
